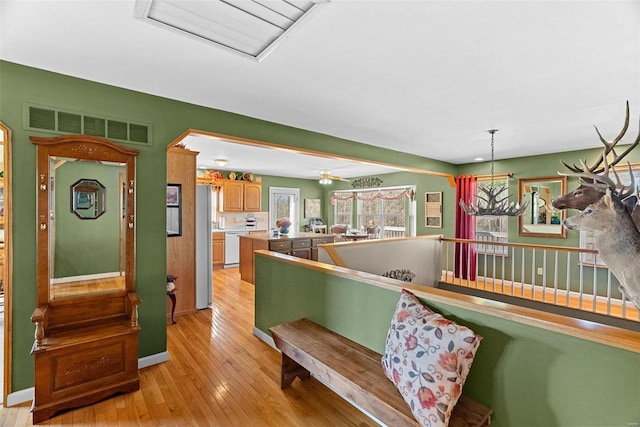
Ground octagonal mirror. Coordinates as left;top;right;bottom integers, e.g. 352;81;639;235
71;178;106;219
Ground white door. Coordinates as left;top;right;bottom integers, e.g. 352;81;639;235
269;187;300;232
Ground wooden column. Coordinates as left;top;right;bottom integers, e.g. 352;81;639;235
167;148;198;320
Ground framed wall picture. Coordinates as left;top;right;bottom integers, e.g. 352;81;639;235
304;198;321;219
167;183;182;237
425;191;442;228
579;230;607;267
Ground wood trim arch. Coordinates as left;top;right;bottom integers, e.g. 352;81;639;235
167;129;457;187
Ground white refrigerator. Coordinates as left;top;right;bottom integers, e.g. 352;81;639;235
195;185;213;309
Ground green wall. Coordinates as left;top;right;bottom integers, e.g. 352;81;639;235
0;60;454;392
54;161;122;278
254;254;640;427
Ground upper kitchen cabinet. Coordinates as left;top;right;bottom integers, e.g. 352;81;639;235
243;182;262;211
222;180;261;212
223;180;244;211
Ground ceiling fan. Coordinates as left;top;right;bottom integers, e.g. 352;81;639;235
319;171;350;185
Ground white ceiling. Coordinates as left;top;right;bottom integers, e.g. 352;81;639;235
2;1;639;180
181;132;405;179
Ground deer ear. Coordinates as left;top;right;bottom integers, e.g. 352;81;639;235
604;188;614;208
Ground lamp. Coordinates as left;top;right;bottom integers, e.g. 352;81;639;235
459;130;527;216
214;158;228;167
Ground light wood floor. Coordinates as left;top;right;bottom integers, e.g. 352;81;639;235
0;268;375;426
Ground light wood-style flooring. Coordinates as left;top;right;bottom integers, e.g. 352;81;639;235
0;268;375;426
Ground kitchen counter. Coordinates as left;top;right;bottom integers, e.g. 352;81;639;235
239;233;335;284
212;228;267;233
240;231;321;240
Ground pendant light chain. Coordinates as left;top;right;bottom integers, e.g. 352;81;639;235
489;129;497;188
458;128;527;216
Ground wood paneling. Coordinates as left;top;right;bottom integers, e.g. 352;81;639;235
167;148;197;319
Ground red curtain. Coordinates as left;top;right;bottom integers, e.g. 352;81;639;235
455;175;477;281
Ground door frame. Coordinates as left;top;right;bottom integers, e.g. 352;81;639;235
269;187;300;232
1;122;12;406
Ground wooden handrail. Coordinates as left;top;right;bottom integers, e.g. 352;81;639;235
441;237;599;254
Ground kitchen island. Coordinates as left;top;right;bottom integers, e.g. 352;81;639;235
239;232;335;284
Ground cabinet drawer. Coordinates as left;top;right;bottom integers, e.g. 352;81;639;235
269;240;291;251
291;248;311;259
291;239;311;249
312;237;335;246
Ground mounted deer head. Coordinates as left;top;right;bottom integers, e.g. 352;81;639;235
563;189;640;309
552;101;640;211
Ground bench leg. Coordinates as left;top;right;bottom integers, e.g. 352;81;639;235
280;353;310;388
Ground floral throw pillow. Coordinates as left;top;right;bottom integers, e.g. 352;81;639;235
381;289;482;427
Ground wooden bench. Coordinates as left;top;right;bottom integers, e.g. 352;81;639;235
270;318;492;427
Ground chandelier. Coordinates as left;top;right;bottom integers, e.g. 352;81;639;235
459;130;527;216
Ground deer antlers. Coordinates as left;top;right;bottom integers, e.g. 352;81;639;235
561;101;640;174
565;157;637;200
559;101;640;200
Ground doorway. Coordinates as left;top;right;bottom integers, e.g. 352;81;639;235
269;187;300;233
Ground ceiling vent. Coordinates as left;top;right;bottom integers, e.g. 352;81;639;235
134;0;328;62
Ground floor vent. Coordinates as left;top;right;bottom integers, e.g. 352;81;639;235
25;104;151;145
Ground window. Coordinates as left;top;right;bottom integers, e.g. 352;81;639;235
475;178;508;255
333;186;415;238
334;197;352;226
358;188;408;238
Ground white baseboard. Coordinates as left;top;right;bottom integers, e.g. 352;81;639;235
6;352;170;407
253;326;276;349
7;387;33;407
139;351;169;369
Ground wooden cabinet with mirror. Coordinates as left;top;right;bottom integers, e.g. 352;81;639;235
30;135;140;423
